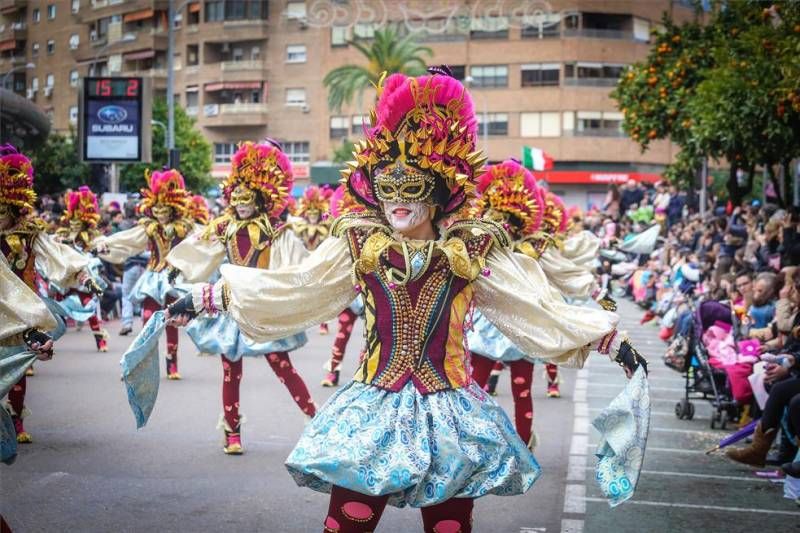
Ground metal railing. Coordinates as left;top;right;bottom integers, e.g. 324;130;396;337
220;60;265;71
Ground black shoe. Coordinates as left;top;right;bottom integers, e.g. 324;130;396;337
486;374;500;396
782;461;800;478
119;327;132;336
766;435;798;466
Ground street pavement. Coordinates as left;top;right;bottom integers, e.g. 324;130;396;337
1;299;799;532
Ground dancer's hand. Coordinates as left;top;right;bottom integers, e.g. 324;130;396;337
615;339;648;378
166;292;197;325
23;328;54;361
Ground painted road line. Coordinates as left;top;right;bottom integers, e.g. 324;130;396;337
573;416;589;435
581;497;800;516
567;454;588;481
560;518;585;533
563;484;587;514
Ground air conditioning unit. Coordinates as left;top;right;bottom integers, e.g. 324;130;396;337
26;88;34;99
90;30;98;41
301;104;310;113
44;86;53;97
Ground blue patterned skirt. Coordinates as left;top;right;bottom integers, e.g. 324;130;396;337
129;270;188;306
186;313;308;361
54;291;97;323
286;380;541;507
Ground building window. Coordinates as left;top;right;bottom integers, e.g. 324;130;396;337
31;77;39;91
186;90;198;108
47;4;56;19
331;26;348;46
69;70;79;87
520;112;561;137
469;65;508;88
564;62;626;87
250;46;260;61
572;111;625;137
283;141;310;163
477;113;508;136
329;116;349;138
286;1;307;19
46;73;54;88
207;0;268;22
47;39;55;54
214;142;237;163
521;14;561;39
351;114;368;134
449;65;466;81
187;44;199;66
32;8;40;23
32;42;39;57
69;105;78;124
521;64;560;87
205;1;223;22
71;0;80;14
470;16;509;39
286;45;307;63
353;22;376;40
285;88;306;106
69;34;80;50
232;47;244;62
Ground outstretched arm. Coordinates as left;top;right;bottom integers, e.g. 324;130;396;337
93;225;148;264
166;228;226;282
171;237;356;342
475;248;645;375
32;232;91;290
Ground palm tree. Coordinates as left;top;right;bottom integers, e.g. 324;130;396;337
323;27;433;112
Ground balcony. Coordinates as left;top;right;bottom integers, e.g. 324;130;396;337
0;22;26;42
201;60;268;84
0;0;27;14
201;20;269;42
562;28;635;41
564;78;620;88
201;102;268;127
81;0;167;22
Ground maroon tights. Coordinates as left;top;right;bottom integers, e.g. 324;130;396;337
470;354;535;444
142;296;178;371
221;352;316;430
327;308;358;372
324;486;473;533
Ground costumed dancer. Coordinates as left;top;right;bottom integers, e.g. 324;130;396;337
94;168;193;379
187;194;210;227
166;141;317;455
0;145;97;443
320;184;369;387
52;186;108;352
292;184;335;334
167;67;647;531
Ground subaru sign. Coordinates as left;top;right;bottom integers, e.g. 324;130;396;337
79;77;151;163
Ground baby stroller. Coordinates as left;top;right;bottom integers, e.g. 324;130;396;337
668;299;739;429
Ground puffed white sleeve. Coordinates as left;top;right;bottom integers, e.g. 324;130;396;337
473;247;619;367
193;236;356;342
268;229;310;269
167;229;226;282
0;259;57;342
32;233;90;289
94;225;148;264
538;247;599;300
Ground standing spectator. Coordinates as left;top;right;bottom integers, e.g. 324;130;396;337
653;182;671;227
620;179;644;216
666;184;685;228
604;184;621;220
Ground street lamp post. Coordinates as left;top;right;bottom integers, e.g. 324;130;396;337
0;62;36;139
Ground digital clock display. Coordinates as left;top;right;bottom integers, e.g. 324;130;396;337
87;78;141;98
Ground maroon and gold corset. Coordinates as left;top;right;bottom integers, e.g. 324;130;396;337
1;218;46;289
141;218;193;272
294;221;330;251
206;213;281;269
337;215;507;394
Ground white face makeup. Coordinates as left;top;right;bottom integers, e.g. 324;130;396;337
383;201;431;234
235;203;256;220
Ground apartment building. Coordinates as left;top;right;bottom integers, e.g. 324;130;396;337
0;0;697;205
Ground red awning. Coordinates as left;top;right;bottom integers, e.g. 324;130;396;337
537;171;661;185
0;39;16;51
123;9;154;22
204;81;262;92
123;49;156;61
188;2;200;13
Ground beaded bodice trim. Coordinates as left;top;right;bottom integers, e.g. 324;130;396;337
0;217;46;288
203;212;284;268
139;217;193;272
292;221;330;251
336;213;506;394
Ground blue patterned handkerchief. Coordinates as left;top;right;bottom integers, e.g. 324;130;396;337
0;348;37;465
592;367;650;507
120;311;166;428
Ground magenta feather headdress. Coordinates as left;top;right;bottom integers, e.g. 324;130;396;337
61;185;100;227
473;159;544;236
0;144;36;214
223;141;294;219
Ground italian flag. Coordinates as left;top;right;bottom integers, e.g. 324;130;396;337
521;146;554;171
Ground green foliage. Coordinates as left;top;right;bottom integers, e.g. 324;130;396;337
29;129;92;195
611;1;800;205
332;138;356;164
120;98;213;193
323;28;433;112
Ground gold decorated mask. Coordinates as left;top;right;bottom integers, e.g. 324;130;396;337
152;204;173;221
69;219;84;233
374;162;436;204
230;184;257;208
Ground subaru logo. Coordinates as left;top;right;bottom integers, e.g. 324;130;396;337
97;105;127;124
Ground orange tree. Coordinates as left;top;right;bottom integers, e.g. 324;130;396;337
612;1;800;205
